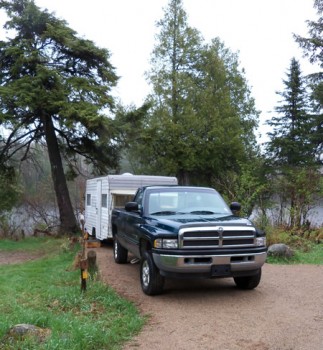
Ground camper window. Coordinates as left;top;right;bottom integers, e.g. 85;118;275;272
86;194;91;206
102;194;108;208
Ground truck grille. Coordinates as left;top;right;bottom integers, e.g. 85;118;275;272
179;226;256;249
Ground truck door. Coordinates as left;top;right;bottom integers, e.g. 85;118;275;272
96;180;102;239
122;188;144;256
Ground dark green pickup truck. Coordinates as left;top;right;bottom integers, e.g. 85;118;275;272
111;185;267;295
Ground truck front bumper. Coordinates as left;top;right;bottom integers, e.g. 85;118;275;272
152;251;267;278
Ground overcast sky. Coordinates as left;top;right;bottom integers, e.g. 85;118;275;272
0;0;319;143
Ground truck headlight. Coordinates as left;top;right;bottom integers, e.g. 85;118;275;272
255;237;266;247
154;238;178;249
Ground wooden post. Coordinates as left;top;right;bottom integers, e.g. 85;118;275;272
80;258;88;292
87;250;98;278
80;217;88;292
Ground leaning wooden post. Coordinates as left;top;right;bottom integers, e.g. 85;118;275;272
87;250;98;278
79;214;88;292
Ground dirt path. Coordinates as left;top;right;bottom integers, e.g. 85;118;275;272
0;251;44;265
94;244;323;350
2;245;322;349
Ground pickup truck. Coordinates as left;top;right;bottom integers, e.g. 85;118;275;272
111;185;267;295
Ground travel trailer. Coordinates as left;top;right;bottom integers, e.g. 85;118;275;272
84;174;178;240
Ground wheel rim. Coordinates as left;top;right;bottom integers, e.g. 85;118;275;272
142;260;150;287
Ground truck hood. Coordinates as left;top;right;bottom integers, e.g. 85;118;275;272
145;214;255;234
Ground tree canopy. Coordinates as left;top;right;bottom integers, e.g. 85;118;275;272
123;0;259;189
0;0;119;233
266;58;316;166
294;0;323;158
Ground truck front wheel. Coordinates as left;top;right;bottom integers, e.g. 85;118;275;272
234;269;262;290
140;252;165;296
113;238;128;264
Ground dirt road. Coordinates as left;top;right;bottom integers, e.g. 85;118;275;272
94;244;323;350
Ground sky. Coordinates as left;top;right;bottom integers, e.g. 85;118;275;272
0;0;319;144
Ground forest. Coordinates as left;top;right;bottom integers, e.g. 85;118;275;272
0;0;322;241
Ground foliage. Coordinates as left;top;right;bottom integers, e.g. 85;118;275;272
266;224;323;247
265;223;323;264
213;158;270;218
266;243;323;264
0;0;119;234
266;58;317;166
0;238;145;349
294;0;323;158
126;0;260;193
264;57;322;229
0;165;21;213
269;167;323;228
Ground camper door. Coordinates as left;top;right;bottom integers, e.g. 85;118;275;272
95;180;102;239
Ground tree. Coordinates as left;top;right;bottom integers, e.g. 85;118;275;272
265;58;322;228
0;0;119;234
266;58;315;166
294;0;323;158
146;0;204;184
0;165;21;213
129;0;259;189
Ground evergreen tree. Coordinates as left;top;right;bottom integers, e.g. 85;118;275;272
0;0;119;234
131;0;259;188
294;0;322;159
265;58;322;228
266;58;315;166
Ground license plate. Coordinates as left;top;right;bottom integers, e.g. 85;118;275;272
211;265;231;277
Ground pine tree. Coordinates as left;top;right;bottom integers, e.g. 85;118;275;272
133;0;259;187
266;58;321;228
0;0;119;234
294;0;322;159
266;58;315;166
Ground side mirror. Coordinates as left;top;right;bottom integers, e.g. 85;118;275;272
125;202;139;212
230;202;241;216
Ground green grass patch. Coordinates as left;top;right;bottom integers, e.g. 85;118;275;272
0;236;63;253
267;243;323;265
0;238;145;350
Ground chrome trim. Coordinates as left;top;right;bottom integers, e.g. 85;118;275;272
178;226;256;249
153;251;267;274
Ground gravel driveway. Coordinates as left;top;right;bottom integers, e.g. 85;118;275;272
94;244;323;350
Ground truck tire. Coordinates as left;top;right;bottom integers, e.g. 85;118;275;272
234;269;262;290
140;251;165;296
113;238;128;264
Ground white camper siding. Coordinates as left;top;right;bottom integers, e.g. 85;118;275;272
107;175;177;190
84;178;99;236
99;179;110;240
84;175;178;240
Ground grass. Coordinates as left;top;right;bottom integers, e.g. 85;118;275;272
0;237;145;350
266;243;323;264
0;236;62;253
265;226;323;265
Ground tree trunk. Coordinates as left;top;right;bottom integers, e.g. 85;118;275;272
177;169;190;185
41;114;78;235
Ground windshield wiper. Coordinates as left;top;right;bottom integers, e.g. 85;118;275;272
150;211;178;215
189;210;217;215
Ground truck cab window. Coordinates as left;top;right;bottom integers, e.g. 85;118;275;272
134;188;144;209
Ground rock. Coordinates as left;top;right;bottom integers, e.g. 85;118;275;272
268;243;294;258
2;323;51;344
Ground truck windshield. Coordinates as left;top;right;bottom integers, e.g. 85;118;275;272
147;189;231;216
